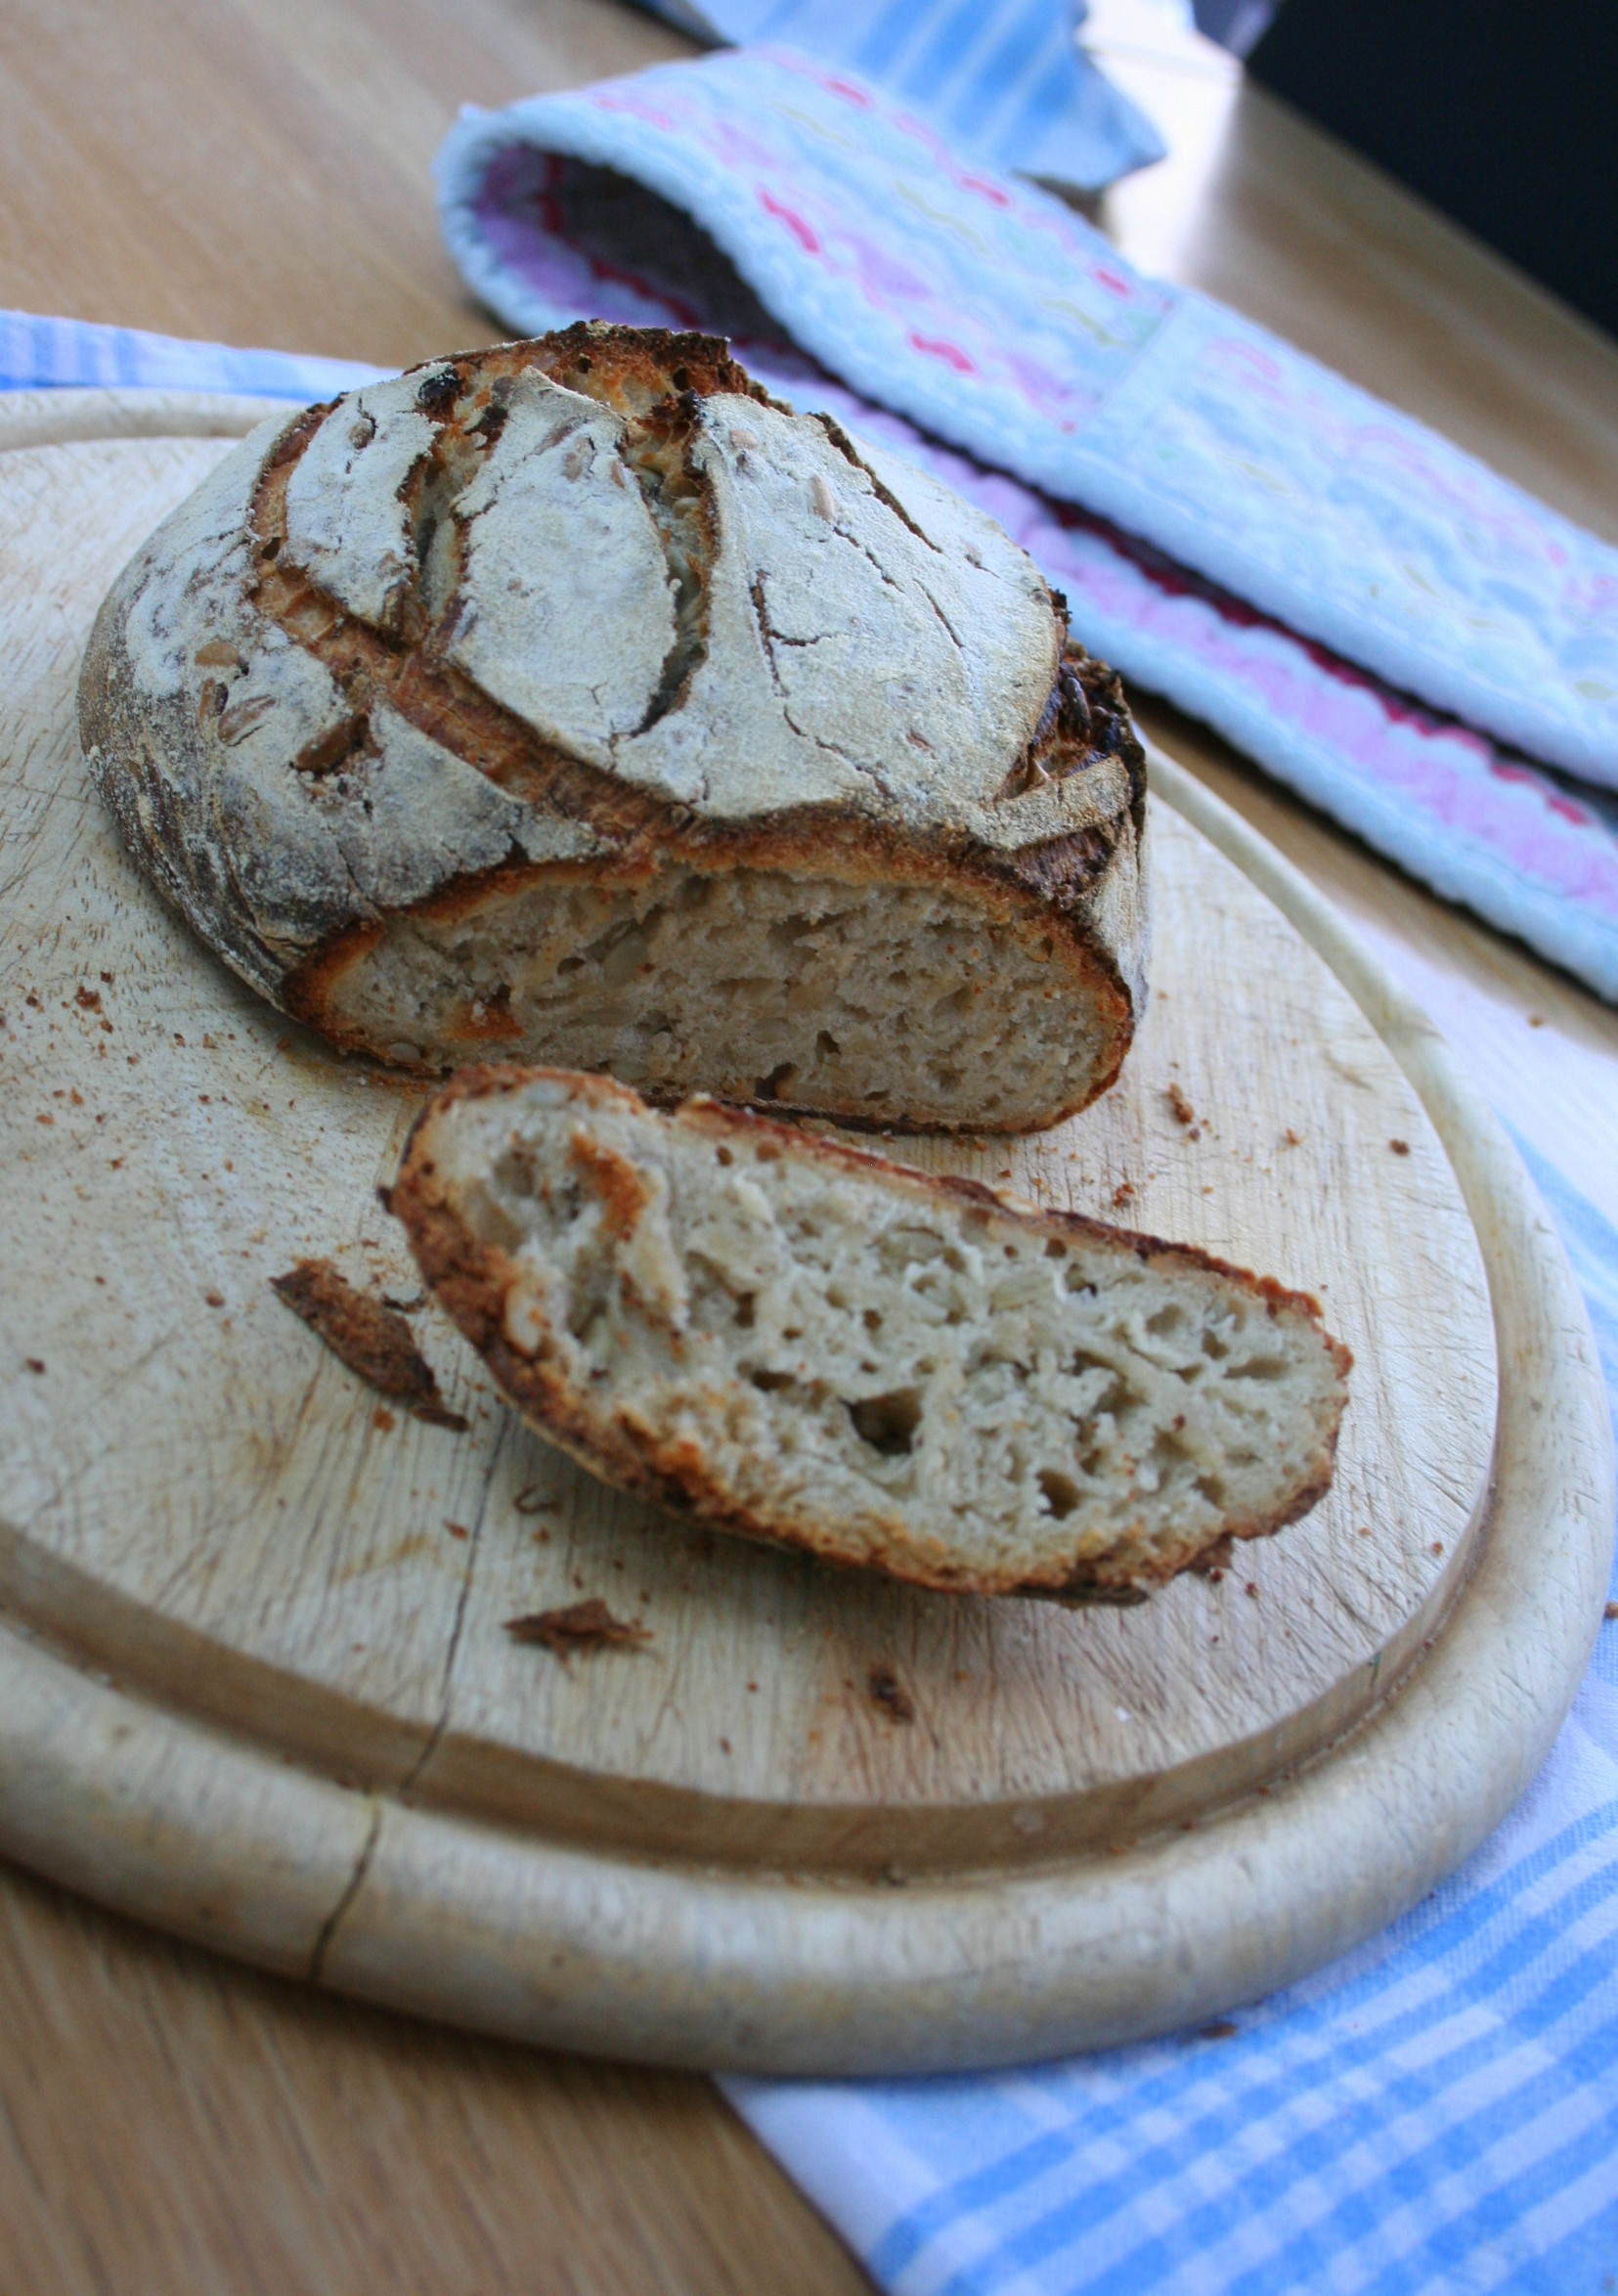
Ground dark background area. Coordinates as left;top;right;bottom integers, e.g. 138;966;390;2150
1249;0;1617;342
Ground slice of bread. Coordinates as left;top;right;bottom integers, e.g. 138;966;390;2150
390;1068;1351;1601
78;323;1146;1134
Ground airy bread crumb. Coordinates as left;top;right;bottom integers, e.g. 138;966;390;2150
391;1069;1351;1600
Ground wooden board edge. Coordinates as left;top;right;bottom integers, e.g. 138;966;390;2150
0;387;298;457
0;402;1607;2071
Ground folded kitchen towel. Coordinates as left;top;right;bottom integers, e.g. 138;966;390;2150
0;307;382;402
437;48;1618;793
430;57;1618;1001
625;0;1166;194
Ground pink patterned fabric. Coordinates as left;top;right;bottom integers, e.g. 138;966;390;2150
443;156;1618;999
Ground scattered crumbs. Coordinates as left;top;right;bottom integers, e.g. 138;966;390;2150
1199;2020;1239;2043
99;970;113;986
446;1521;469;1542
720;1737;732;1753
74;985;101;1012
1246;1581;1260;1599
505;1598;651;1659
204;1291;225;1309
109;1158;122;1170
1166;1082;1197;1127
35;1113;53;1126
997;1167;1013;1180
1112;1180;1134;1210
23;1358;45;1375
372;1406;396;1432
1431;1541;1444;1558
1604;1602;1618;1622
1389;1138;1410;1156
1282;1127;1303;1147
173;1033;185;1046
1528;1014;1545;1028
1357;1525;1373;1538
746;1680;759;1694
270;1258;468;1429
24;993;39;1009
868;1665;915;1724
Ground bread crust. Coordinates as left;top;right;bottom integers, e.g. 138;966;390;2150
78;324;1147;1130
389;1066;1352;1601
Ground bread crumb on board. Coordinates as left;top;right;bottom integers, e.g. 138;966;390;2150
1165;1082;1202;1139
271;1258;468;1430
504;1599;652;1659
867;1667;915;1724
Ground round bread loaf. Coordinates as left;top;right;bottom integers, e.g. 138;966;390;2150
78;325;1147;1132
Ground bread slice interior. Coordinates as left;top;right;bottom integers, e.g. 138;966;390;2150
323;861;1126;1133
394;1070;1351;1599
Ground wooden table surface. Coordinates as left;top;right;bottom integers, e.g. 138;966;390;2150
1;2;1614;2287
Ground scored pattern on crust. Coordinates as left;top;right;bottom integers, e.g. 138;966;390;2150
77;325;1149;1122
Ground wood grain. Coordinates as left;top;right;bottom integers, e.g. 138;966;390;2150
0;0;1614;2281
3;396;1607;2084
0;1861;863;2296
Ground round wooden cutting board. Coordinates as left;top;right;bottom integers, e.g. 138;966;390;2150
0;391;1611;2074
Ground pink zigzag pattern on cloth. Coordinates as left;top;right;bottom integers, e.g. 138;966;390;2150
454;147;1618;997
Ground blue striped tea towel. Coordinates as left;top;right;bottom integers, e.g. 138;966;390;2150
627;0;1166;192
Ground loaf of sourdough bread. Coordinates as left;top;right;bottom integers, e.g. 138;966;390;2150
77;325;1146;1133
390;1068;1351;1601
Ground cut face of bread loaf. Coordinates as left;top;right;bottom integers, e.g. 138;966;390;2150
392;1070;1351;1601
77;324;1146;1132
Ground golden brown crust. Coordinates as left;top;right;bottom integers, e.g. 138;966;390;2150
388;1068;1351;1599
80;324;1148;1131
270;1257;468;1430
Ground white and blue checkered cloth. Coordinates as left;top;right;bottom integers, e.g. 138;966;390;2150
8;309;1617;2293
627;0;1165;192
